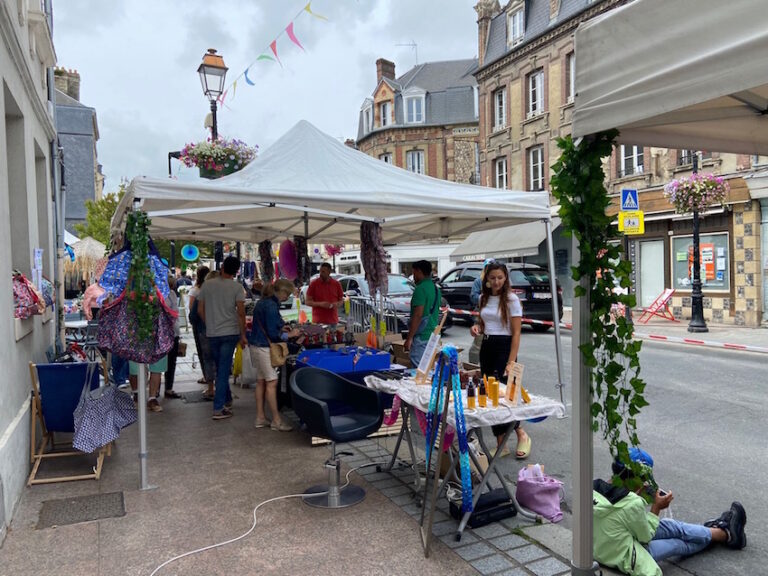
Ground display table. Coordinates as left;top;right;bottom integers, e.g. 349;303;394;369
364;374;566;540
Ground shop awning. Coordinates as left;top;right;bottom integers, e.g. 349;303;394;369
572;0;768;155
449;218;560;262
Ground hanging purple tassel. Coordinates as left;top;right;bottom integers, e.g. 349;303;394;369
360;221;388;297
258;240;274;282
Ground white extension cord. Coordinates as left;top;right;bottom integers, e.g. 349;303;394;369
148;461;386;576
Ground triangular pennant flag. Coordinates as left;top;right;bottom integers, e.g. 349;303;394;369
257;54;275;62
269;40;283;67
244;67;256;85
230;80;237;101
286;22;305;51
304;2;328;20
218;89;228;106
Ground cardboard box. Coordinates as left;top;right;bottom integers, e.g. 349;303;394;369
389;339;411;368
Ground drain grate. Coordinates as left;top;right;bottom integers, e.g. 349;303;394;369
37;492;125;529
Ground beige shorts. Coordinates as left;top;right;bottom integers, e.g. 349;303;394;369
250;346;278;381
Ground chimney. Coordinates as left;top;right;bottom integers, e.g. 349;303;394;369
376;58;396;84
54;67;81;101
550;0;561;21
344;138;357;149
475;0;500;68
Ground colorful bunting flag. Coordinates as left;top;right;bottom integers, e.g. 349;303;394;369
286;22;305;51
269;40;283;67
257;54;275;62
304;2;328;20
244;68;256;86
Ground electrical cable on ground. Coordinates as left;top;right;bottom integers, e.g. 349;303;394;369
148;460;387;576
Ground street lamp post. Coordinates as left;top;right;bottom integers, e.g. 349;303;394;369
197;48;228;269
688;153;708;332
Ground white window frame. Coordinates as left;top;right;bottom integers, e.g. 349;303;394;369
379;101;390;127
495;157;508;189
566;52;575;103
405;94;425;124
473;85;479;119
406;150;425;175
528;146;544;191
362;101;373;134
619;145;644;177
508;8;525;46
379;153;393;164
527;69;544;118
493;88;507;131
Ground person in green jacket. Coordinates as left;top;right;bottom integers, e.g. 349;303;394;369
593;477;746;576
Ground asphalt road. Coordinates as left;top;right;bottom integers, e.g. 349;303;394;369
441;321;766;576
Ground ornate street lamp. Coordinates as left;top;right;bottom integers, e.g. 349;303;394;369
197;48;228;141
687;153;708;332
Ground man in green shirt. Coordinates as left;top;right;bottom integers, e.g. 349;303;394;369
405;260;441;367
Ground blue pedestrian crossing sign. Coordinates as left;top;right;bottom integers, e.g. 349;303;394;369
621;188;639;211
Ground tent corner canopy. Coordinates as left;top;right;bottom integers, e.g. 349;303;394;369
111;120;551;245
572;0;768;155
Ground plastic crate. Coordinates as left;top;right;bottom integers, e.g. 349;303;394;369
296;347;390;373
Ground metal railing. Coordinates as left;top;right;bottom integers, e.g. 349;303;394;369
345;295;403;336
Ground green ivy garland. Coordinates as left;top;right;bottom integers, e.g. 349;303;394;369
550;131;650;490
125;211;157;342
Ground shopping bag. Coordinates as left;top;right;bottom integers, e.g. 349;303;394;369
241;346;258;386
516;465;564;522
72;363;137;453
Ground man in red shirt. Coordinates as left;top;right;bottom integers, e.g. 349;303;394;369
305;263;344;324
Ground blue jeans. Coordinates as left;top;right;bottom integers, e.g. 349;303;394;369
111;354;129;386
207;335;238;412
409;337;428;368
648;518;712;562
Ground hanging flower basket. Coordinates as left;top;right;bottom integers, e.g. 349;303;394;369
179;137;258;180
663;173;729;214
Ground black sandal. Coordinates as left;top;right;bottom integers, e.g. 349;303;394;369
164;391;182;399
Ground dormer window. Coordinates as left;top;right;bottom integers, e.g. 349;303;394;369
379;101;391;127
508;8;525;46
406;96;424;123
361;99;373;134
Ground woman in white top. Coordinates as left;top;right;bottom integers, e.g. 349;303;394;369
470;261;531;459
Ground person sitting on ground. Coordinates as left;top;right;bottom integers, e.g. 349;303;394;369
248;279;300;432
593;459;747;576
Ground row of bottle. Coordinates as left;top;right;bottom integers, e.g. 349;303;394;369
466;373;501;410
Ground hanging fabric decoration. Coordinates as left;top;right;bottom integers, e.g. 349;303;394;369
244;68;256;85
293;235;311;286
360;221;389;297
258;240;274;282
270;40;283;67
304;2;328;20
286;22;305;51
279;239;298;280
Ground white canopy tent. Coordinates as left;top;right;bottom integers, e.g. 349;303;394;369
570;1;768;574
112;120;551;245
113;120;565;490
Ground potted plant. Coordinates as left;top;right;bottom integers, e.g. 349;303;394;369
179;137;258;179
663;172;729;214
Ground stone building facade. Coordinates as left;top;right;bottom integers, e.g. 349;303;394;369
356;58;479;184
473;0;765;325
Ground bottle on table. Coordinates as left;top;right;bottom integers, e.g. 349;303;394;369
467;378;476;410
478;377;487;408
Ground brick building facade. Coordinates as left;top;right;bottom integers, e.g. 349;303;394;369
473;0;765;326
356;58;479;184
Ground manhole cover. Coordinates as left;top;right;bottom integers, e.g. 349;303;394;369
37;492;125;529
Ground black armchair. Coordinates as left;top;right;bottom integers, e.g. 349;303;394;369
290;367;383;508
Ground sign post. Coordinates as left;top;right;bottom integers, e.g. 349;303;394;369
620;190;643;324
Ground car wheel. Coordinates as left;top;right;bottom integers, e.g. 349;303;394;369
530;323;551;332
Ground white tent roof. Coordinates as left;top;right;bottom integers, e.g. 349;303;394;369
113;121;550;245
572;0;768;155
450;218;561;262
64;230;79;245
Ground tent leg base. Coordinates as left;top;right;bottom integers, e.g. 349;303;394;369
570;562;602;575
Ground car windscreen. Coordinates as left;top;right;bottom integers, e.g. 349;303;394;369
509;269;551;285
388;276;415;294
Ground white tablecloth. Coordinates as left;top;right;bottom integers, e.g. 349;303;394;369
364;375;566;429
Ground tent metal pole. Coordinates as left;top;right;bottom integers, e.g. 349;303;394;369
544;219;564;405
137;365;150;490
570;236;599;576
304;211;309;238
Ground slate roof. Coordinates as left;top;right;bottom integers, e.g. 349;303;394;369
482;0;598;71
357;58;478;142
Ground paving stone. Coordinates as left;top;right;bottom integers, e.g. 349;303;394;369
438;531;479;549
526;557;571;576
371;477;404;489
402;504;422;517
359;471;392;481
508;544;550;564
432;509;450;523
471;522;511;539
489;534;529;551
391;493;416;506
502;516;533;531
454;541;496;561
471;553;517;575
491;569;530;576
381;485;413;498
351;440;375;448
431;519;460;537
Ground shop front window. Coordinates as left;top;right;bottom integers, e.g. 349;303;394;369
671;232;730;291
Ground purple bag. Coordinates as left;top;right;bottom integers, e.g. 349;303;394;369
97;287;177;364
516;466;564;522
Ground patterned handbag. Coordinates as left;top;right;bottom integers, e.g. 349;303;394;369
12;273;42;319
97;248;132;304
97;286;177;364
73;362;137;453
40;277;55;308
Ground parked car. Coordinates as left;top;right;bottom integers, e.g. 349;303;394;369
439;263;563;331
298;273;342;304
338;274;452;335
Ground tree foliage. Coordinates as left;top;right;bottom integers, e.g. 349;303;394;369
74;184;126;245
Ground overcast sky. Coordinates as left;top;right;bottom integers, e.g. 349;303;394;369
52;0;479;190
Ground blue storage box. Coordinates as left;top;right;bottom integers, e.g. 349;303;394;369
296;347;390;373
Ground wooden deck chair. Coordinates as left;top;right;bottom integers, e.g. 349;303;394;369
28;362;112;486
637;288;679;324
